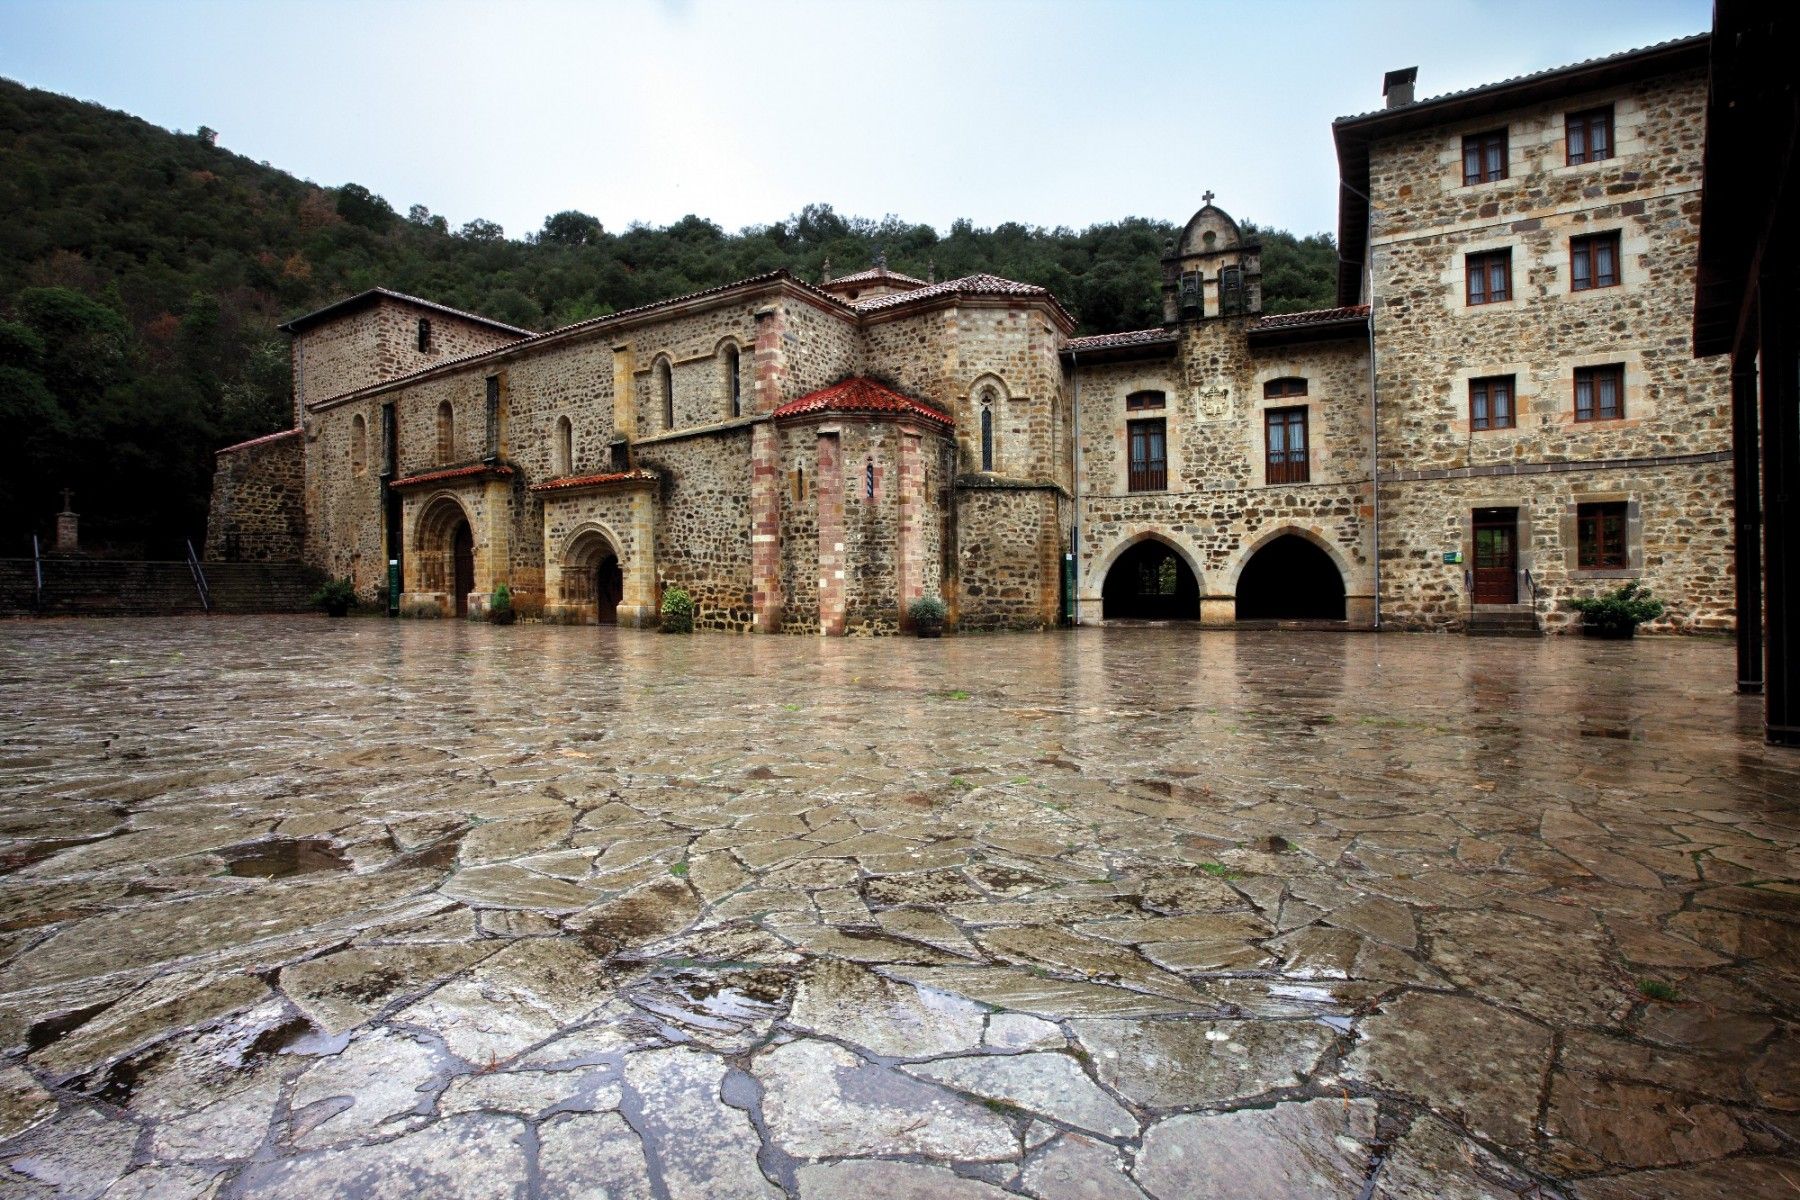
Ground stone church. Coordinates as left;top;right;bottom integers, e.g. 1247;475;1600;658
208;32;1731;635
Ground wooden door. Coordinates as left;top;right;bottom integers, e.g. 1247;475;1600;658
1472;508;1518;604
595;556;622;625
451;521;474;616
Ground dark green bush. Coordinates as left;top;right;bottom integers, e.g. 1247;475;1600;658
660;585;694;634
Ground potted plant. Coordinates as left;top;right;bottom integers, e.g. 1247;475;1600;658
488;582;517;625
1567;580;1664;639
908;595;947;638
311;577;357;619
661;585;694;634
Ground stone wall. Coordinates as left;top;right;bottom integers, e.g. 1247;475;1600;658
1367;66;1732;630
293;299;522;416
953;483;1065;631
205;429;305;563
637;428;754;631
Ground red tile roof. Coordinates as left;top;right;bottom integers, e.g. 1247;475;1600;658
823;265;929;289
389;463;515;489
278;287;535;336
215;427;301;455
852;273;1077;327
528;469;660;493
1249;305;1370;331
1064;327;1178;353
772;377;954;428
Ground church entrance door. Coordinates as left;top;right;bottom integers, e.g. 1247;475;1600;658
596;555;623;625
451;520;474;617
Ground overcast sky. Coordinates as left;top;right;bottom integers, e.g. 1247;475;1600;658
1;0;1711;241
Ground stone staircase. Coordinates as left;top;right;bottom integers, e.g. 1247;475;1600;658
0;559;319;616
1466;605;1543;638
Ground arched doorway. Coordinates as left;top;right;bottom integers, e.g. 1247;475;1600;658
561;527;625;625
1235;534;1346;620
1102;538;1200;620
450;520;474;617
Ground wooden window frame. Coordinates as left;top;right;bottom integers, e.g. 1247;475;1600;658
1465;250;1512;305
1264;406;1309;485
1576;501;1629;570
1566;106;1614;165
1263;378;1307;399
1469;375;1516;431
1127;417;1166;492
1570;231;1621;292
1462;129;1508;185
1574;364;1625;422
1125;390;1165;411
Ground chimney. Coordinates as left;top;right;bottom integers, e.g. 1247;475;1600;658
1383;67;1418;108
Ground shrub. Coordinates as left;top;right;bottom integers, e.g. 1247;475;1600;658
907;595;947;624
310;577;356;615
1567;580;1664;631
491;581;513;612
660;584;694;634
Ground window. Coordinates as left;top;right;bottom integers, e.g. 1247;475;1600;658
1566;106;1613;165
1469;375;1516;431
554;416;573;475
723;344;741;418
1219;266;1244;316
1466;250;1512;305
417;318;432;353
350;414;368;476
1574;364;1625;422
980;405;994;471
1127;418;1166;492
1462;129;1508;184
436;401;454;464
1265;406;1309;485
656;359;673;430
1570;232;1621;291
864;457;876;501
1126;390;1165;411
1577;501;1629;569
1264;378;1307;399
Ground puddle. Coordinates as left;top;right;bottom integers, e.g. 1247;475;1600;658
388;832;464;872
223;838;352;879
630;966;791;1044
26;1001;114;1050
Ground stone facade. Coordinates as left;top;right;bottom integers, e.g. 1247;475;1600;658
204;428;304;563
207;34;1731;638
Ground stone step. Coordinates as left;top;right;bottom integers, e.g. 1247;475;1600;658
1466;609;1542;637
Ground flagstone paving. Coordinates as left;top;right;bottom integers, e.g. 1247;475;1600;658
1;616;1797;1198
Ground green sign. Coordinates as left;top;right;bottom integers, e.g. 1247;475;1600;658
1442;551;1464;565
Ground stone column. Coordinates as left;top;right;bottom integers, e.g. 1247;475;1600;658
54;490;78;554
753;305;786;415
750;422;783;632
897;430;923;626
621;488;659;628
816;429;846;636
611;343;636;448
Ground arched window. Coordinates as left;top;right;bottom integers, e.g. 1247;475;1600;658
436;402;455;464
979;397;995;472
350;414;368;476
723;344;741;418
657;358;674;430
1264;377;1308;399
554;416;573;475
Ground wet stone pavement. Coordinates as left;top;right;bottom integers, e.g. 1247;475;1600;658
0;617;1796;1200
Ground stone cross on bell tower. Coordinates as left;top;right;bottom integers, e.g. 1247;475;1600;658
55;488;79;554
1203;190;1216;206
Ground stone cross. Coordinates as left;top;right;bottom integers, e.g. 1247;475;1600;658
1203;190;1216;206
60;488;74;514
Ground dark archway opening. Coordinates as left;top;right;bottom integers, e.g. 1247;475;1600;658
1236;534;1346;620
451;520;474;617
1102;540;1200;620
595;554;623;625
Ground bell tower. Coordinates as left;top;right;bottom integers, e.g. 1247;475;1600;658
1161;195;1262;324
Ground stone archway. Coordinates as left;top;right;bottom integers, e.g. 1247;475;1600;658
559;525;627;625
1233;531;1348;621
414;494;475;616
1100;535;1202;620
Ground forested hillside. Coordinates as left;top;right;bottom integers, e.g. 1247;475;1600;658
0;76;1338;557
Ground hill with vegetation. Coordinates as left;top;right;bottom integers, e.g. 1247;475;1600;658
0;76;1338;557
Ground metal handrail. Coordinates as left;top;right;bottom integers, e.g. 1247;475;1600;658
185;540;211;612
1524;568;1541;609
32;535;42;609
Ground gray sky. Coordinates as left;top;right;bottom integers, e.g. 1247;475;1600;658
1;0;1711;240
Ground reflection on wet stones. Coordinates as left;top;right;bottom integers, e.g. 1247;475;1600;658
0;620;1795;1199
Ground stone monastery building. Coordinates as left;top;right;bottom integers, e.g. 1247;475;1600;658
208;34;1731;636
